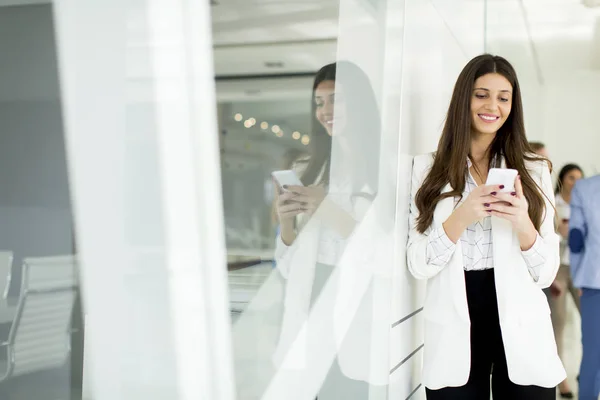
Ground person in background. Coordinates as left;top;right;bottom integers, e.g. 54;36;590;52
569;175;600;400
529;142;570;305
551;163;584;398
530;141;549;158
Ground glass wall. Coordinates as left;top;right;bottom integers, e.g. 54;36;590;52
1;0;590;399
0;4;80;400
49;0;486;399
52;0;234;399
215;0;485;399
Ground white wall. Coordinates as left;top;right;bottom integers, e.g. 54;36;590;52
541;71;600;176
485;4;600;177
0;4;73;294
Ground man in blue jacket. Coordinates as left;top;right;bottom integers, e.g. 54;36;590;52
569;175;600;400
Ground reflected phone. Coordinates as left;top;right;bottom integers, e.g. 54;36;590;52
485;168;518;192
271;170;304;191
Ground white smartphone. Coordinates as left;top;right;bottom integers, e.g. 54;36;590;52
271;169;304;191
485;168;518;192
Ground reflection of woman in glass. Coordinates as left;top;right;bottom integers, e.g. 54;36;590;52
407;55;565;399
271;148;307;269
551;163;583;398
272;61;381;398
274;62;380;240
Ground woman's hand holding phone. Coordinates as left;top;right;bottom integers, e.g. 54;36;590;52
485;175;538;250
272;170;308;223
274;189;307;222
442;184;505;243
274;183;326;221
480;168;533;235
283;185;325;216
485;175;532;232
274;183;326;246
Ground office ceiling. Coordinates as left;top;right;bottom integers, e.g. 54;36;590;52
2;0;597;158
210;0;600;168
486;0;600;84
211;0;340;77
211;0;598;73
1;0;595;81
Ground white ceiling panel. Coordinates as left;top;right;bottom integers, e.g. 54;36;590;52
210;0;339;76
211;0;339;45
214;40;336;77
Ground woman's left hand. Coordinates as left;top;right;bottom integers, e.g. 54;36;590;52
485;175;535;234
285;185;326;216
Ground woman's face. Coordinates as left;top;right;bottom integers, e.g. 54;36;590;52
314;80;346;136
470;73;513;136
562;169;583;193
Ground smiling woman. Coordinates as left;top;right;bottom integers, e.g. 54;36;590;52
471;73;513;135
415;54;549;236
407;54;564;400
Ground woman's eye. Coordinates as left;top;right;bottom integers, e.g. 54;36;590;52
475;94;487;99
500;97;509;102
315;102;323;108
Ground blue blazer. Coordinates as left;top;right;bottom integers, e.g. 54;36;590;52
569;175;600;289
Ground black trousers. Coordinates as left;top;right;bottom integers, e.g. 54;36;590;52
426;269;555;400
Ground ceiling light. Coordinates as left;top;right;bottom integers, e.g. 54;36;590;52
301;135;310;145
276;131;284;138
261;122;269;130
248;118;256;126
234;113;243;121
244;120;253;128
271;125;281;133
292;131;301;140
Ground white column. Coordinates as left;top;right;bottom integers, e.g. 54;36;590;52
53;1;235;399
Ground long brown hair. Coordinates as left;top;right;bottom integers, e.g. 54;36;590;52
301;61;381;194
415;54;550;234
301;63;335;186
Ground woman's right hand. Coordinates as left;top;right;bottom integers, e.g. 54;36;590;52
275;189;307;224
274;188;306;246
442;184;504;243
456;184;506;224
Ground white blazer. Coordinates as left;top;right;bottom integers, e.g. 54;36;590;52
273;185;396;385
407;153;566;390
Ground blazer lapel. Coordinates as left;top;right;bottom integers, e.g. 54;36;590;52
434;183;470;322
490;155;513;320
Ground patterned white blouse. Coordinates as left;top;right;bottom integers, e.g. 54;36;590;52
424;158;547;281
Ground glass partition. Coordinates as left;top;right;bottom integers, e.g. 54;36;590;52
0;4;79;399
216;0;485;399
